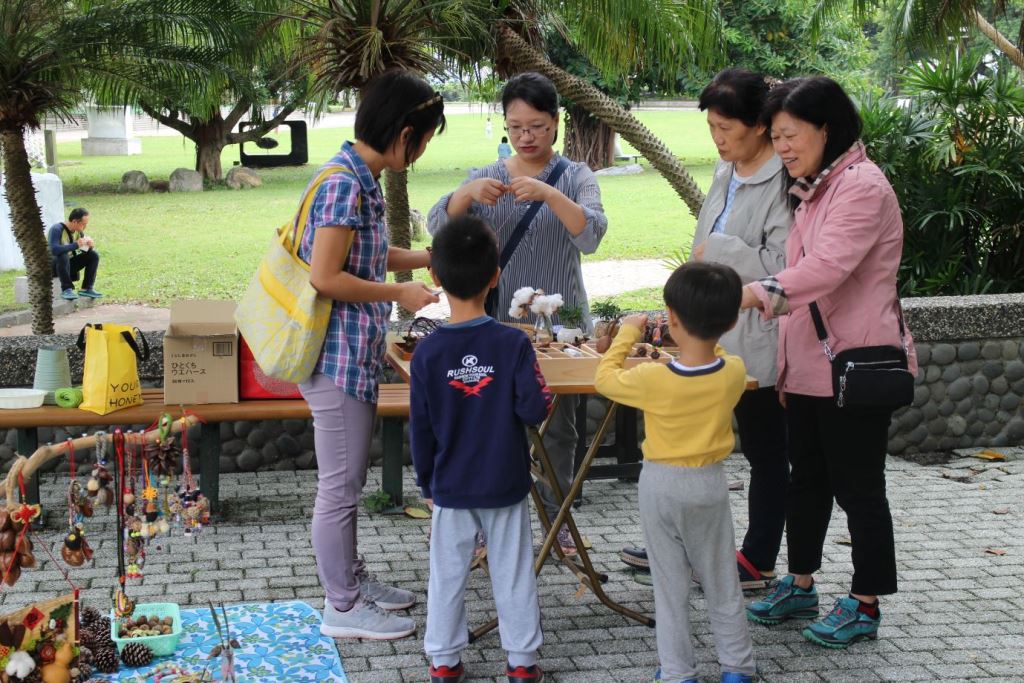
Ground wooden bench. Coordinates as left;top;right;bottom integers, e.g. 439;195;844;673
0;385;411;513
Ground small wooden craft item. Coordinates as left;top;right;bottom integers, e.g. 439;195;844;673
392;317;443;360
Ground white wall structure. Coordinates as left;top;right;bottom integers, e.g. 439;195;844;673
0;172;66;271
81;105;142;156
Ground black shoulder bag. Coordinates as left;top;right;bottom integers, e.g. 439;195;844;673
484;157;570;318
808;301;913;410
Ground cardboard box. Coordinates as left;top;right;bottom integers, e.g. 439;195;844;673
163;300;239;404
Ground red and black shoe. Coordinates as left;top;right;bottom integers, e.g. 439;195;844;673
429;662;466;683
507;664;544;682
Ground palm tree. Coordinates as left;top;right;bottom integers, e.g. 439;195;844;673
0;0;242;334
289;0;453;316
137;0;315;181
811;0;1024;71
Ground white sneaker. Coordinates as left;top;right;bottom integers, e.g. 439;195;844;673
357;570;416;610
320;598;416;640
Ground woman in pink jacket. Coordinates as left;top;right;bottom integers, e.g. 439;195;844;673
740;76;916;649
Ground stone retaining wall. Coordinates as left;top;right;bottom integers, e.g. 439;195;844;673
1;294;1022;473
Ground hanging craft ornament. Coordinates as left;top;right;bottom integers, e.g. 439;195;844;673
123;433;146;578
113;429;137;625
145;413;180;480
88;430;115;507
61;438;95;567
170;417;210;537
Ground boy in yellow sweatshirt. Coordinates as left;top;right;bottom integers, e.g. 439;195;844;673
595;262;755;683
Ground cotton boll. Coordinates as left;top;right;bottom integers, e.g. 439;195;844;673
509;286;538;319
530;293;564;317
6;650;35;677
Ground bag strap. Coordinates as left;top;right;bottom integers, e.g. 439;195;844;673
287;165;356;258
803;245;907;361
498;157;570;271
118;329;149;362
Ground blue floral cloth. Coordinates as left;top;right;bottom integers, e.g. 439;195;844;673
95;601;347;682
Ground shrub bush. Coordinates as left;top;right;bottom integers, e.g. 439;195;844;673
860;49;1024;296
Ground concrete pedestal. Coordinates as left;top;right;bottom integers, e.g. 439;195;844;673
81;105;142;156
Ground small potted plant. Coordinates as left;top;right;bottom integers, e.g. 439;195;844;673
556;305;585;344
590;299;622;339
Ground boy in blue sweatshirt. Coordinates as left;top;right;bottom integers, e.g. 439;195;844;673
411;215;552;683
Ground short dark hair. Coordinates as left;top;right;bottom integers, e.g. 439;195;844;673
68;208;89;222
761;76;862;174
663;262;741;341
430;215;499;301
698;68;769;130
502;72;559;144
500;136;508;143
355;70;446;164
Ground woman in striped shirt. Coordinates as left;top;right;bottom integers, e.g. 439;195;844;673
428;72;608;555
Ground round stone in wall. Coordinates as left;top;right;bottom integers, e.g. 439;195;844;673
1002;341;1019;361
1005;361;1024;382
276;433;301;458
971;376;990;395
938;400;955;417
957;343;980;361
916;343;931;364
237;448;261;472
990;377;1009;396
947;414;967;436
222;439;245;456
913;386;930;407
931;344;956;365
1007;419;1024;442
940;365;959;383
977;408;996;423
1000;394;1020;412
234;421;253;439
981;361;1003;379
948;377;971;401
246;428;267;448
887;437;905;454
981;341;1002;360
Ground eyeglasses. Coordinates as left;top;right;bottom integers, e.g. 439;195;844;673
504;124;551;138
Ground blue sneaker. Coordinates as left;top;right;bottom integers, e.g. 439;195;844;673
722;673;754;683
654;667;698;683
60;289;79;300
78;288;104;298
802;597;880;649
746;575;819;626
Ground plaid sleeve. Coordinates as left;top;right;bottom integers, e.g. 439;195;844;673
757;276;790;316
310;174;362;230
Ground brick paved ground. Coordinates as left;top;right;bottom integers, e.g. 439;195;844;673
1;448;1021;682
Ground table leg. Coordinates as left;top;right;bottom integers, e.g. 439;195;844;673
199;422;220;513
381;417;404;507
469;398;653;642
16;428;42;529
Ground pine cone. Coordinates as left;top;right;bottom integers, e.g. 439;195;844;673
20;669;43;683
77;645;93;665
120;642;153;668
80;606;102;628
82;621;114;650
93;645;120;674
72;661;94;683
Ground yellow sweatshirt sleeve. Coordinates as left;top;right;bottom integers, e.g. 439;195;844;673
595;325;651;410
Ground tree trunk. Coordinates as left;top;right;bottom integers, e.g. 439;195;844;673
974;11;1024;71
384;168;414;319
194;118;228;181
563;103;616;170
496;24;705;216
0;127;55;335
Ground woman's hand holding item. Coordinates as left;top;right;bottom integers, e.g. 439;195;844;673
466;178;509;205
396;281;440;312
509;175;555;203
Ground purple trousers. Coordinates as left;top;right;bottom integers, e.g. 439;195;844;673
299;373;376;611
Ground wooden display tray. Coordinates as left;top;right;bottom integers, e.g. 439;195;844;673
387;333;675;389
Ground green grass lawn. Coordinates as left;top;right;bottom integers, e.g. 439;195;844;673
2;110;717;310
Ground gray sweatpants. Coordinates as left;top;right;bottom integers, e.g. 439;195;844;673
425;499;542;669
639;460;755;680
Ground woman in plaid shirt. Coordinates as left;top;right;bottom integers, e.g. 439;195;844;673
296;71;445;641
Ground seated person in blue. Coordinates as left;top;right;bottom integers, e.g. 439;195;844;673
49;207;102;300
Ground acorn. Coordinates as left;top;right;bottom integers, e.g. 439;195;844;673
86;478;100;493
123;492;135;507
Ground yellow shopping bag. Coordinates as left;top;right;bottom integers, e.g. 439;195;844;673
235;165;354;384
76;323;150;415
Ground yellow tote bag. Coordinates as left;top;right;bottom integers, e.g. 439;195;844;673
76;324;150;415
235;166;355;384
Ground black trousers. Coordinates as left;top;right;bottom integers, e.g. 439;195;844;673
734;387;789;572
53;250;99;291
785;393;897;596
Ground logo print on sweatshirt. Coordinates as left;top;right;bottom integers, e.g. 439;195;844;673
447;354;495;399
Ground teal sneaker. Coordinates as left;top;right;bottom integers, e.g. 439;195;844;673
746;575;819;626
60;289;79;300
802;597;880;649
78;288;104;298
654;667;697;683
